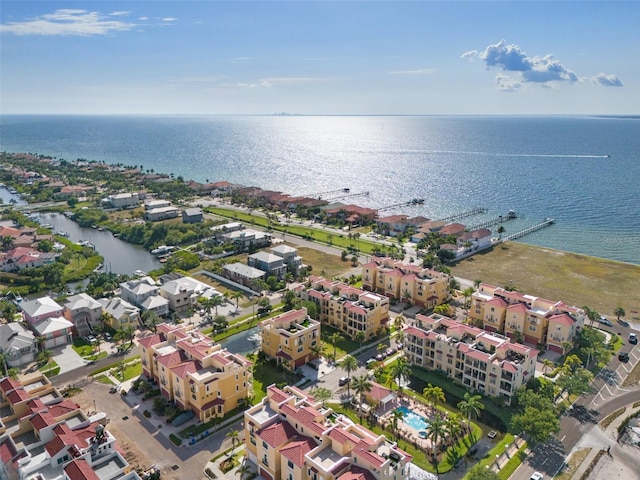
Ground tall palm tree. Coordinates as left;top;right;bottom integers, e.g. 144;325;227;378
226;429;240;453
141;310;161;333
542;359;554;375
352;375;372;424
582;305;599;328
310;342;324;361
328;332;344;363
236;460;252;480
462;287;475;308
457;392;484;430
389;356;412;397
496;225;506;240
394;314;405;331
445;412;464;443
1;235;14;250
338;355;359;398
423;383;446;412
355;331;366;349
390;408;405;440
426;413;449;473
229;291;244;313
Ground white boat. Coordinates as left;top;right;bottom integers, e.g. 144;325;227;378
134;270;146;277
151;245;174;255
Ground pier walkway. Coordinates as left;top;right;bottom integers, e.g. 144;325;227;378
468;212;517;231
435;206;486;224
504;218;555;241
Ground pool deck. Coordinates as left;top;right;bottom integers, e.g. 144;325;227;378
381;398;439;452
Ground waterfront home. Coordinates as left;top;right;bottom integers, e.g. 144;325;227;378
438;222;466;237
144;199;171;211
243;384;412;480
20;296;73;349
104;191;140;209
470;283;586;352
182;207;204;223
118;276;169;319
0;225;39;249
210;221;244;238
248;251;287;279
456;228;492;250
362;257;450;308
209;180;242;197
259;308;321;370
62;293;103;338
138;323;252;422
0;247;47;272
223;262;266;288
404;313;538;404
158;275;222;314
295;276;390;340
145;205;181;222
98;297;140;331
323;203;378;225
376;214;409;236
0;322;37;367
54;184;95;199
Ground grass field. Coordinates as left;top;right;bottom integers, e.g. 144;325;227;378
295;246;355;279
450;242;640;318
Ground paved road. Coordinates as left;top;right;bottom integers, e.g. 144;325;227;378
511;345;640;480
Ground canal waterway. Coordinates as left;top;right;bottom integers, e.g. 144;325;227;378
35;212;162;275
218;326;260;355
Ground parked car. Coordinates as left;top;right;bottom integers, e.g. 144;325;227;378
365;358;377;368
396;342;404;350
619;352;630;362
530;473;544;480
629;333;638;345
375;354;385;361
338;377;350;387
386;347;396;356
598;316;613;327
86;335;97;344
104;332;112;341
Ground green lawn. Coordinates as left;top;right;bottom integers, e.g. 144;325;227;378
39;360;60;377
72;338;94;356
252;359;302;403
321;324;362;360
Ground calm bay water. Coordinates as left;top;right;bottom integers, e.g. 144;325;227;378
1;115;638;264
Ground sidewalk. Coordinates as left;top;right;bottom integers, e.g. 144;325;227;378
570;402;640;479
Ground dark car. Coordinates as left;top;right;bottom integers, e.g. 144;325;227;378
629;333;638;345
338;377;350;387
619;352;630;362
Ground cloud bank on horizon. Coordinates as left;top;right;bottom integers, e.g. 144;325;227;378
462;39;623;91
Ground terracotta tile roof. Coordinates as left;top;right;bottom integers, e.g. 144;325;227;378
405;326;428;339
336;466;378;480
7;388;30;404
278;435;316;467
328;426;361;445
548;313;576;326
201;397;226;411
486;297;508;307
64;458;100;480
170;360;199;378
138;332;165;348
49;399;81;417
279;404;326;436
157;350;188;368
267;385;290;404
0;437;18;464
30;411;57;430
368;382;394;402
45;432;78;456
502;361;518;373
353;440;385;468
256;420;297;447
276;350;293;360
0;377;21;394
506;303;528;313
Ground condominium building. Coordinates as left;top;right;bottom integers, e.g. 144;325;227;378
362;257;450;308
295;276;390;340
259;308;321;370
404;313;538;404
470;283;586;352
138;323;253;422
244;384;412;480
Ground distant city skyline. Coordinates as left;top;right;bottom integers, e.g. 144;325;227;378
1;1;638;115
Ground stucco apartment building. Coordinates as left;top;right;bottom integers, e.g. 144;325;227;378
404;313;538;404
470;283;586;353
259;308;321;370
244;384;412;480
295;276;390;340
138;323;253;422
362;257;450;309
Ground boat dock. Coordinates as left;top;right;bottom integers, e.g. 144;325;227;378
435;207;486;224
504;218;555;241
468;210;517;231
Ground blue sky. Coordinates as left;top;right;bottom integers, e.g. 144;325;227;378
1;1;638;115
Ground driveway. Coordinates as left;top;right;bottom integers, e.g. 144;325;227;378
52;344;87;374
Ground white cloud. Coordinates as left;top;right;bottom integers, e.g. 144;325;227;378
162;17;178;22
592;73;623;87
495;74;522;92
478;40;578;84
258;77;319;87
0;9;138;36
231;57;251;63
109;11;131;17
460;50;477;60
139;16;149;21
389;68;434;75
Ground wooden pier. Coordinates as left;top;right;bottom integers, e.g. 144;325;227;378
469;211;517;231
504;218;555;241
436;207;486;224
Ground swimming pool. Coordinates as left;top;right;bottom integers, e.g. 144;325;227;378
397;406;430;431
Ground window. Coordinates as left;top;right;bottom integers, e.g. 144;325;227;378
262;440;268;449
288;460;294;469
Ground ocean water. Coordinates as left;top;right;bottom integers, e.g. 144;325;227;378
1;115;639;264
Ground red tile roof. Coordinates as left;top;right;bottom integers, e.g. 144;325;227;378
137;332;165;348
0;437;18;464
7;388;30;404
278;435;316;467
30;411;57;430
548;313;575;326
336;466;378;480
353;440;386;468
64;458;100;480
267;385;290;404
0;377;21;394
257;420;297;447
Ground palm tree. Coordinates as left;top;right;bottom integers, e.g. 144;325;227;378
226;429;240;453
582;305;599;328
236;460;252;480
562;341;573;355
394;314;405;331
542;359;554;375
473;278;482;289
614;306;626;322
229;291;244;312
355;331;366;349
449;278;460;294
377;343;387;357
457;392;484;430
1;235;14;250
445;412;464;443
338;355;359;398
352;375;372;424
390;408;405;440
423;383;446;412
389;356;412;397
37;348;52;367
496;225;506;240
328;332;344;363
462;287;475;308
426;413;449;473
310;342;324;361
141;310;161;332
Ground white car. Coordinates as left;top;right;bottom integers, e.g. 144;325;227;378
530;472;544;480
